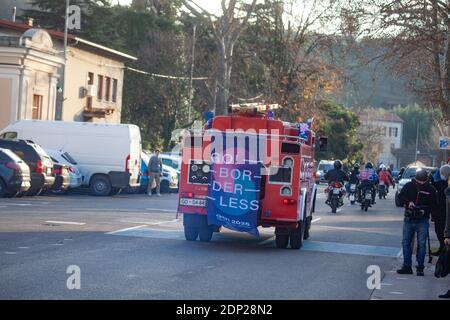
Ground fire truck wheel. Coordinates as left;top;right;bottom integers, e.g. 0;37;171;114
199;227;213;242
303;217;311;240
184;226;199;241
290;222;305;250
275;234;289;249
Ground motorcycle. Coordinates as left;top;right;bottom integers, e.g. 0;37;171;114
361;185;373;212
326;182;345;214
348;183;358;205
378;181;387;199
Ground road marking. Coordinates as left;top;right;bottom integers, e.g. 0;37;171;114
4;252;16;255
45;221;86;226
389;292;404;295
18;247;29;249
145;208;177;213
311;218;321;223
109;227;184;240
149;219;180;225
0;206;6;208
380;283;392;286
301;241;401;258
106;225;148;235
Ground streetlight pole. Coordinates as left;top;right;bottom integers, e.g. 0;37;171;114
60;0;70;121
414;120;420;163
188;24;196;125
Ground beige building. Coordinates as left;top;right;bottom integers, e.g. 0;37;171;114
0;18;137;130
0;28;63;130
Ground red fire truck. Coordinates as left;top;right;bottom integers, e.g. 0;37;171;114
177;104;317;249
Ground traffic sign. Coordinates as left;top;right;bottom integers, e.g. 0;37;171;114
439;137;450;150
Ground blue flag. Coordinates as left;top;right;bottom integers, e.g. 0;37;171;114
206;150;261;236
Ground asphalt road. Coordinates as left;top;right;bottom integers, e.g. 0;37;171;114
0;186;409;299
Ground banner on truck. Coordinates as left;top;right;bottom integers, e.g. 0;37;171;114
206;143;262;236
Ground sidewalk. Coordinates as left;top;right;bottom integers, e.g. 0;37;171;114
372;228;449;300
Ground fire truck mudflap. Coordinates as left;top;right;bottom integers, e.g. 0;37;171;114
177;103;317;249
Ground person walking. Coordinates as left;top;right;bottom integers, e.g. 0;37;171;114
397;169;437;276
147;149;163;197
439;173;450;299
432;165;450;256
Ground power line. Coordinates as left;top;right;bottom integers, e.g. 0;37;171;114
125;67;209;81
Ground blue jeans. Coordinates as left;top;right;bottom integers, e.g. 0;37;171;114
402;217;429;269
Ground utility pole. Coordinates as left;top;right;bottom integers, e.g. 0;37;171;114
59;0;70;121
414;121;420;163
188;24;197;125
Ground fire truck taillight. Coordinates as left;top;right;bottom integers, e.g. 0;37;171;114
282;199;296;205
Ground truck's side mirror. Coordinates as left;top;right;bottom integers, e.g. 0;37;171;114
319;136;328;152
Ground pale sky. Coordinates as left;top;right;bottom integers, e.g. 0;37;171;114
117;0;223;15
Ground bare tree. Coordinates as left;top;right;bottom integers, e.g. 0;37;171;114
181;0;257;115
346;0;450;119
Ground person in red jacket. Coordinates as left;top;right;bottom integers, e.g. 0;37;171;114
378;166;394;193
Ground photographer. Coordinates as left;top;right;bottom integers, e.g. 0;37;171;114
397;169;437;276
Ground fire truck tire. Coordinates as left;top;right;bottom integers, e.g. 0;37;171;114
184;226;199;241
275;234;289;249
290;222;305;249
199;228;213;242
303;217;312;240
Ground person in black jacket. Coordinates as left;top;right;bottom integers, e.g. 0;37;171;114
432;165;450;255
438;167;450;299
397;169;437;276
324;160;348;204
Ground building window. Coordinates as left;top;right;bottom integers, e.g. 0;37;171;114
32;94;42;119
97;75;103;100
104;77;111;101
87;72;94;109
112;79;118;103
389;127;398;137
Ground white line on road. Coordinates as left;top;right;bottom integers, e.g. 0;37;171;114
4;252;16;254
389;292;404;295
106;225;147;235
45;221;86;226
148;219;180;226
146;208;177;213
18;247;29;249
311;218;321;223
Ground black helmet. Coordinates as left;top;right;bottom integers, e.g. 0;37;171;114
415;169;428;182
353;163;360;170
365;162;373;169
334;160;342;170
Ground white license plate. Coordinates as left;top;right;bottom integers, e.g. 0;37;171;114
47;168;52;175
333;189;340;194
379;181;385;185
350;184;356;191
179;198;206;207
349;195;355;201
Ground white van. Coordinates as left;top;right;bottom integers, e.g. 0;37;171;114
0;120;141;196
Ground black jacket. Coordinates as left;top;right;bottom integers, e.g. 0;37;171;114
348;169;360;184
398;180;437;219
324;169;348;184
432;180;448;213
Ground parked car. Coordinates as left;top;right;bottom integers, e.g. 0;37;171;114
316;160;335;183
395;166;437;206
0;139;54;196
140;152;178;193
45;149;83;193
0;120;141;196
0;148;31;197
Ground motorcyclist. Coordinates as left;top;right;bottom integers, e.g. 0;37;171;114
324;160;348;204
346;163;360;193
358;162;379;204
378;165;394;193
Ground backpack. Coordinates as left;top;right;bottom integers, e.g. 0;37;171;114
435;245;450;278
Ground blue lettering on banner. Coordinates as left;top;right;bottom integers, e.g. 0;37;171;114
206;149;261;236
